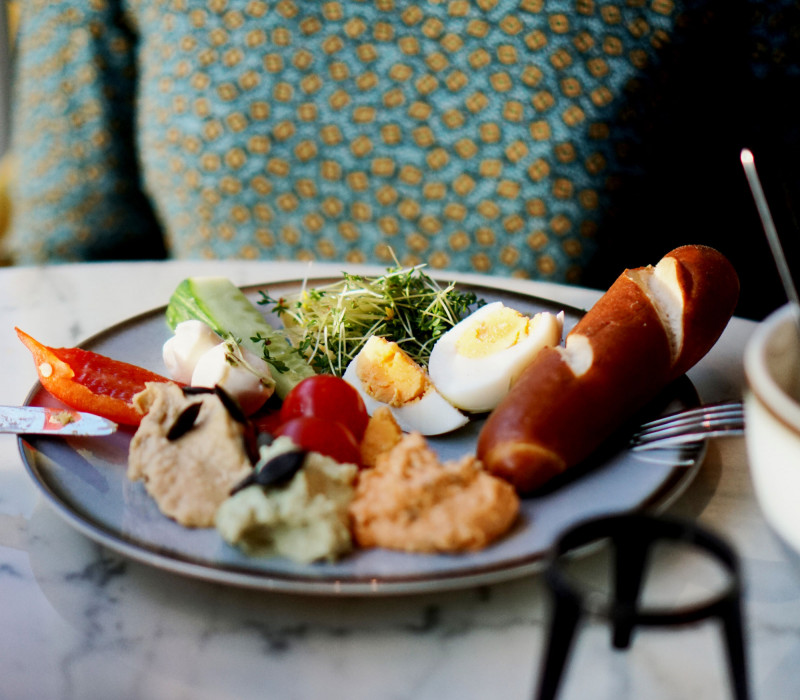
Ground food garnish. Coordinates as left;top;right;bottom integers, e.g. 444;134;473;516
166;276;315;398
213;384;249;425
259;265;482;376
190;339;275;415
166;402;202;441
230;449;308;495
163;319;276;416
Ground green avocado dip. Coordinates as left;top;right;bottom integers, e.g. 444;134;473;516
215;437;358;563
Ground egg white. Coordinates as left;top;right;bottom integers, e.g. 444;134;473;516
428;301;563;412
342;352;468;436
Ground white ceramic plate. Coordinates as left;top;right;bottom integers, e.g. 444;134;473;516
18;278;706;596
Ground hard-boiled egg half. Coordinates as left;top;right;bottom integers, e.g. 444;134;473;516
428;302;563;412
162;320;275;415
342;335;469;435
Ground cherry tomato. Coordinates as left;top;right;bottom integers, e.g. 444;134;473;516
275;416;361;466
279;374;369;440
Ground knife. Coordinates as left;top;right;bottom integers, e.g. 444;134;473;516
0;405;118;436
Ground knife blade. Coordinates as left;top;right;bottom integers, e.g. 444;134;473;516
0;405;118;436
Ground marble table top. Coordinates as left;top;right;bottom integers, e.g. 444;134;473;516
1;260;797;700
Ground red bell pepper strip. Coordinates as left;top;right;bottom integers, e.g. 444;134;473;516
16;327;175;426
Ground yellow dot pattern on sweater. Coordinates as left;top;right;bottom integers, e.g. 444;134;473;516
9;0;680;282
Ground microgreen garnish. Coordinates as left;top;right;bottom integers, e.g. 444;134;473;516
220;338;278;389
250;333;290;374
258;264;482;376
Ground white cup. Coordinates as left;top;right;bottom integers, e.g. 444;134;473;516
744;303;800;555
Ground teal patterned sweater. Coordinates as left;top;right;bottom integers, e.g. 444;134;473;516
6;1;800;309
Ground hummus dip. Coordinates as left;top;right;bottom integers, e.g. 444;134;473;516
349;432;519;553
128;382;253;527
216;437;358;563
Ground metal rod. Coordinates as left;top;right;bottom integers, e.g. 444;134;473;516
741;148;800;309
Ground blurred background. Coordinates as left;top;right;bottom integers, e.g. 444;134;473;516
0;1;798;321
0;1;15;259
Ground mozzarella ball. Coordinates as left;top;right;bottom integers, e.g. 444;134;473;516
342;336;468;436
428;302;563;412
191;342;274;415
162;320;221;384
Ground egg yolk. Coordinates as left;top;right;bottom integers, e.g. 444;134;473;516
454;307;530;359
356;336;430;407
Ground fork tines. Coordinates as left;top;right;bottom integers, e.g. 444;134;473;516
630;401;745;450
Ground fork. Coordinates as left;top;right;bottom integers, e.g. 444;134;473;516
630;401;745;451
